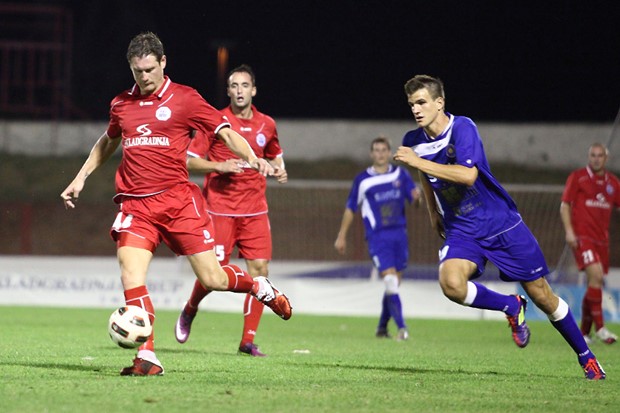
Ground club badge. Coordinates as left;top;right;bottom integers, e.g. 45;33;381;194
256;133;266;147
446;144;456;164
156;106;171;121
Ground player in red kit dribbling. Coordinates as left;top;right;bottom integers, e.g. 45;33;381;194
60;33;291;376
561;143;620;345
175;65;287;357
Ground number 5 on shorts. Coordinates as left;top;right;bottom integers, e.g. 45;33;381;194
215;244;225;262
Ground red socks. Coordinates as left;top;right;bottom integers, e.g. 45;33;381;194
582;287;603;335
124;285;155;352
241;294;265;345
223;264;257;293
186;279;211;316
587;287;604;331
581;298;593;336
184;265;256;315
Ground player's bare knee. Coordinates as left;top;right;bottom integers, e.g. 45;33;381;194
439;277;467;303
196;269;228;290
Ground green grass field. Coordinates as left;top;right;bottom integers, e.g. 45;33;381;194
0;306;618;413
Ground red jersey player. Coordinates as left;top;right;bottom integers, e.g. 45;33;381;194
560;142;620;344
60;33;291;376
175;65;287;357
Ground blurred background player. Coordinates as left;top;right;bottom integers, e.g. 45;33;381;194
175;64;287;356
60;33;291;376
394;74;606;380
560;143;620;344
335;136;420;340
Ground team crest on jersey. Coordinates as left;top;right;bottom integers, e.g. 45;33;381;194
156;106;172;121
446;144;456;163
607;184;615;195
256;133;266;147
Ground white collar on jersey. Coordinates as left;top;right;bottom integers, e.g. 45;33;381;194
413;114;455;157
422;113;454;141
586;165;608;181
128;77;172;99
367;164;395;176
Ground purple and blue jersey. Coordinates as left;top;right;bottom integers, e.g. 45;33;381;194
402;114;549;281
346;164;416;238
402;114;521;240
346;164;416;272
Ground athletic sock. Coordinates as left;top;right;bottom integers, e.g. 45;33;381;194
585;287;603;331
386;294;406;329
378;293;391;330
185;279;211;316
222;264;256;293
137;349;161;366
549;297;593;364
581;294;593;336
240;293;265;345
124;285;155;352
465;281;519;314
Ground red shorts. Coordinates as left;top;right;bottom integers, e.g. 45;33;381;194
110;183;216;256
572;238;609;274
210;213;272;264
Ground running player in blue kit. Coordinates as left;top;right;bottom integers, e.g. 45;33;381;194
335;136;420;340
394;74;605;380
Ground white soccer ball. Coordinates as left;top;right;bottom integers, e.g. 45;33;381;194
108;305;152;349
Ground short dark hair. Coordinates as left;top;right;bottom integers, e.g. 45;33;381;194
371;136;391;151
228;64;256;86
126;32;165;63
404;75;445;100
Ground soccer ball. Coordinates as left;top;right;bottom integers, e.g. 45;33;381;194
108;305;152;349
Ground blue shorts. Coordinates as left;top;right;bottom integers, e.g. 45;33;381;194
439;221;549;282
367;228;409;272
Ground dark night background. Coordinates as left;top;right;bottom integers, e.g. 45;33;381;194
2;0;619;122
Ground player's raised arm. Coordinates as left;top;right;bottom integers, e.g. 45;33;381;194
187;157;244;175
394;146;478;186
60;132;120;209
216;127;274;176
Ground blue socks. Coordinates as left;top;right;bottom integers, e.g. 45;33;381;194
548;298;593;364
466;281;519;315
378;294;391;330
378;293;406;330
386;294;406;329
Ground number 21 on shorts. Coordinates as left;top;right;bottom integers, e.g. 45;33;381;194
582;249;595;265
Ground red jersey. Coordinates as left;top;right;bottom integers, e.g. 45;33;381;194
187;105;283;215
106;77;230;201
561;166;620;243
